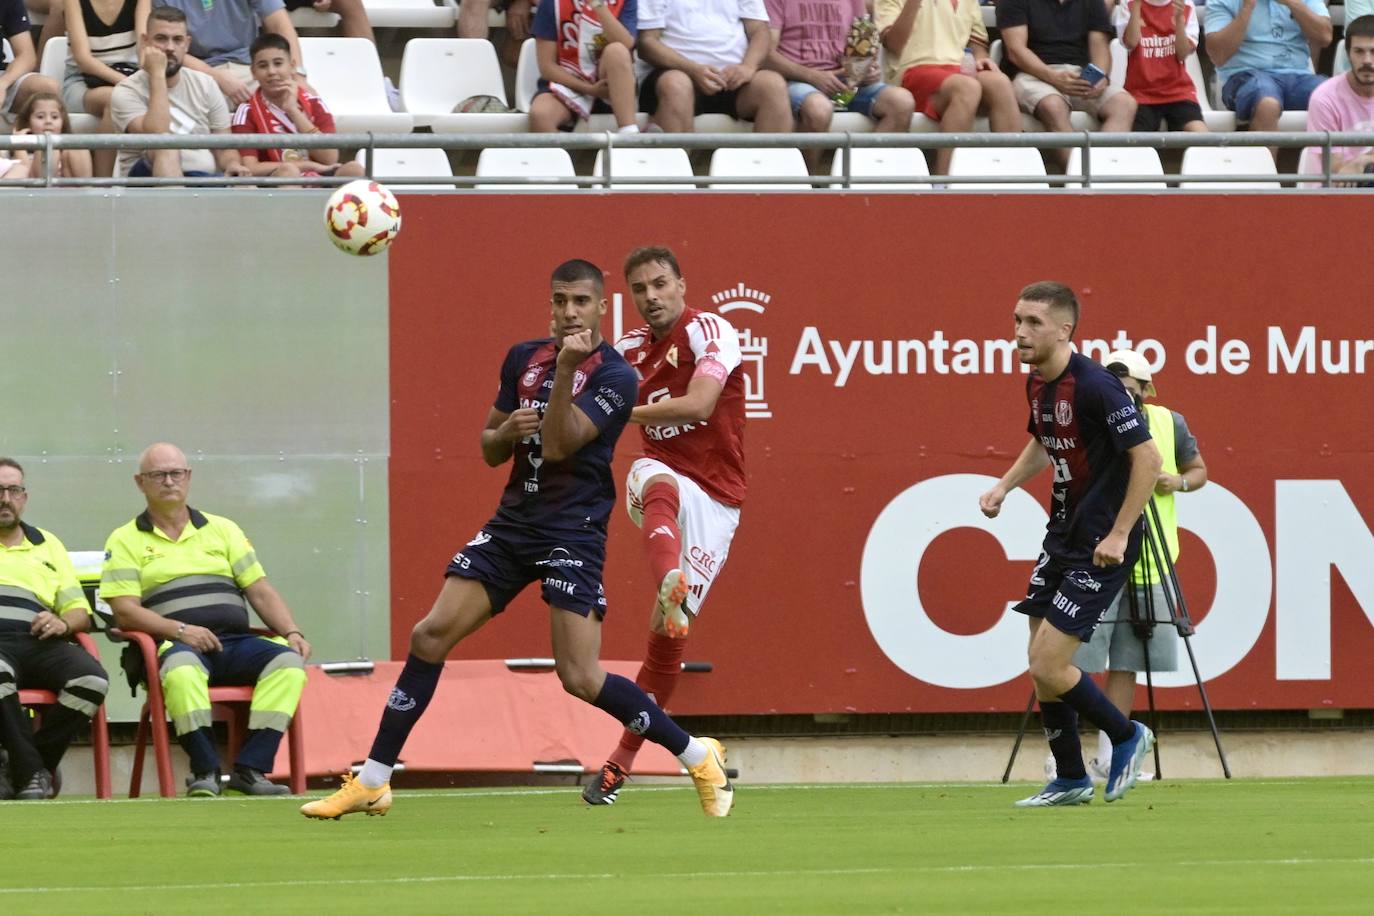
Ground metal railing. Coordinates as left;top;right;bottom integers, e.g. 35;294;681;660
4;129;1373;189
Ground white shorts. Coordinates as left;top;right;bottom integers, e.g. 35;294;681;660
625;457;741;617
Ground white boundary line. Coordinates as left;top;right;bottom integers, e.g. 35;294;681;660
3;859;1372;895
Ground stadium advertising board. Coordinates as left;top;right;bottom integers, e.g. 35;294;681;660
390;194;1374;715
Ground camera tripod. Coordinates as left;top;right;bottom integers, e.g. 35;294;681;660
1000;498;1231;782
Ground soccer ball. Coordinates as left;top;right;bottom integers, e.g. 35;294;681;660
324;179;402;256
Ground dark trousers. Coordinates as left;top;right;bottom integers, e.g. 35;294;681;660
0;632;109;785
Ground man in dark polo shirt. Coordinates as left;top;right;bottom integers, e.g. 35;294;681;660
996;0;1137;166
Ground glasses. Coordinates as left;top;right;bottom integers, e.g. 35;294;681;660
140;469;190;484
0;485;26;499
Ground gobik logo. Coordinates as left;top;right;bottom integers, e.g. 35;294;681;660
710;282;773;420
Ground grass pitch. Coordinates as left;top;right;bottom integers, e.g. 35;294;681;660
4;778;1371;915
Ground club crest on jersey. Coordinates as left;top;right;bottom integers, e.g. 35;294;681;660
522;366;541;387
1055;400;1073;426
573;369;588;394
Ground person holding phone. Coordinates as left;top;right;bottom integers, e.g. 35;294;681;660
996;0;1137;167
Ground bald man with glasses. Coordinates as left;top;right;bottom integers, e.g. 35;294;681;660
100;442;310;797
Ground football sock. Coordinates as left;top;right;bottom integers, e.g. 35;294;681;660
641;482;683;585
1096;728;1112;764
609;631;687;773
677;736;708;768
1040;701;1086;780
1059;675;1135;745
591;673;690;756
363;653;444;785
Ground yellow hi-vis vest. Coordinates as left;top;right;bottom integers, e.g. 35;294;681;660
1136;403;1178;585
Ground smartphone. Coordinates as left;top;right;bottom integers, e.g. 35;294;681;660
1081;63;1107;86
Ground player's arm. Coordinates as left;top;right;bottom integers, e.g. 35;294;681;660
243;578;310;660
1159;452;1207;495
1094;438;1163;567
541;331;603;462
630;375;724;425
979;437;1052;518
480;406;541;467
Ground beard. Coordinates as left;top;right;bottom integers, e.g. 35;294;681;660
165;58;183;79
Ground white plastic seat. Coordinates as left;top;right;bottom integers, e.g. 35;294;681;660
592;147;694;190
1065;147;1166;189
288;8;341;28
829;147;930;190
365;0;458;28
300;38;414;132
1184;53;1236;132
693;113;749;133
355;147;454;189
707;147;810;189
947;147;1049;189
474;147;577;190
399;38;526;133
1178;147;1280;189
514;37;538;113
39;38;100;133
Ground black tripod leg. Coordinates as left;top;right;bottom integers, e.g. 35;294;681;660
1002;688;1038;784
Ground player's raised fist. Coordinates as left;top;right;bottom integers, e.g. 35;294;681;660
979;486;1006;518
557;329;596;367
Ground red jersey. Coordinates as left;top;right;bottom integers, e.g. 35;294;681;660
616;306;747;507
231;88;337;162
1117;0;1198;106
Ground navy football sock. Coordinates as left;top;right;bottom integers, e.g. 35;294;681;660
1060;676;1134;745
1040;701;1086;780
591;673;690;757
367;654;444;767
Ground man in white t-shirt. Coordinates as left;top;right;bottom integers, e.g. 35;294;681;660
110;7;251;180
637;0;793;132
1302;15;1374;183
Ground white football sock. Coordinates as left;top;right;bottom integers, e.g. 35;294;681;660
1097;729;1112;762
677;737;708;768
358;759;393;788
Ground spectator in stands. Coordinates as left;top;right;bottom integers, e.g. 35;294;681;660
766;0;916;168
276;0;400;108
636;0;793;133
110;6;252;180
5;91;95;180
875;0;1017;176
997;0;1136;168
1115;0;1206;132
528;0;639;133
458;0;532;71
0;0;60;122
1335;0;1374;74
1301;15;1374;183
62;0;149;176
232;33;366;182
1204;0;1331;141
160;0;305;108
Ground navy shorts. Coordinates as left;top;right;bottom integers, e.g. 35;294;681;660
1014;551;1132;642
445;516;609;619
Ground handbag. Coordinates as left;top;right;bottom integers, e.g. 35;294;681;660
82;60;139;90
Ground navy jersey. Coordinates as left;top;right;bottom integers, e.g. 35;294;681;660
1026;352;1153;565
493;338;638;533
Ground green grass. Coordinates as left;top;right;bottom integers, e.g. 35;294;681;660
4;779;1372;915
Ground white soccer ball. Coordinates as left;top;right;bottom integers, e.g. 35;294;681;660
324;179;402;256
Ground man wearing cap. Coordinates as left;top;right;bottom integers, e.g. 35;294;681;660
1062;349;1208;781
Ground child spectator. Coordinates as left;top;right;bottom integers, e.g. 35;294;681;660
4;91;94;181
1115;0;1206;132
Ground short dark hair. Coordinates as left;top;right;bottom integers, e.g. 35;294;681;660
0;457;24;478
148;5;187;27
550;259;604;295
1019;280;1080;329
623;246;681;280
250;32;292;61
1347;15;1374;53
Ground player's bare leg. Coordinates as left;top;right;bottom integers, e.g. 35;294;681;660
553;607;731;816
301;577;492;819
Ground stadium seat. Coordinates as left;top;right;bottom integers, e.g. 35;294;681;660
300;38;415;133
1065;147;1167;189
1186;54;1237;132
16;632;112;800
356;146;456;189
38;38;99;133
829;146;931;190
120;629;307;799
592;147;695;190
399;38;527;133
708;147;810;189
947;146;1050;189
514;38;538;113
288;7;341;28
1178;147;1281;189
474;147;577;190
362;0;459;27
694;113;750;133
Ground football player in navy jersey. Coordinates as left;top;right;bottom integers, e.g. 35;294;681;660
979;281;1163;808
302;259;735;820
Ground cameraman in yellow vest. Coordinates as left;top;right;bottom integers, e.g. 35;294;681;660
1050;349;1209;782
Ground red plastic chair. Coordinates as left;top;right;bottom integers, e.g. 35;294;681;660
16;631;113;799
118;629;307;798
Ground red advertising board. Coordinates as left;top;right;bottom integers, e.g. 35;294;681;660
390;194;1374;715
